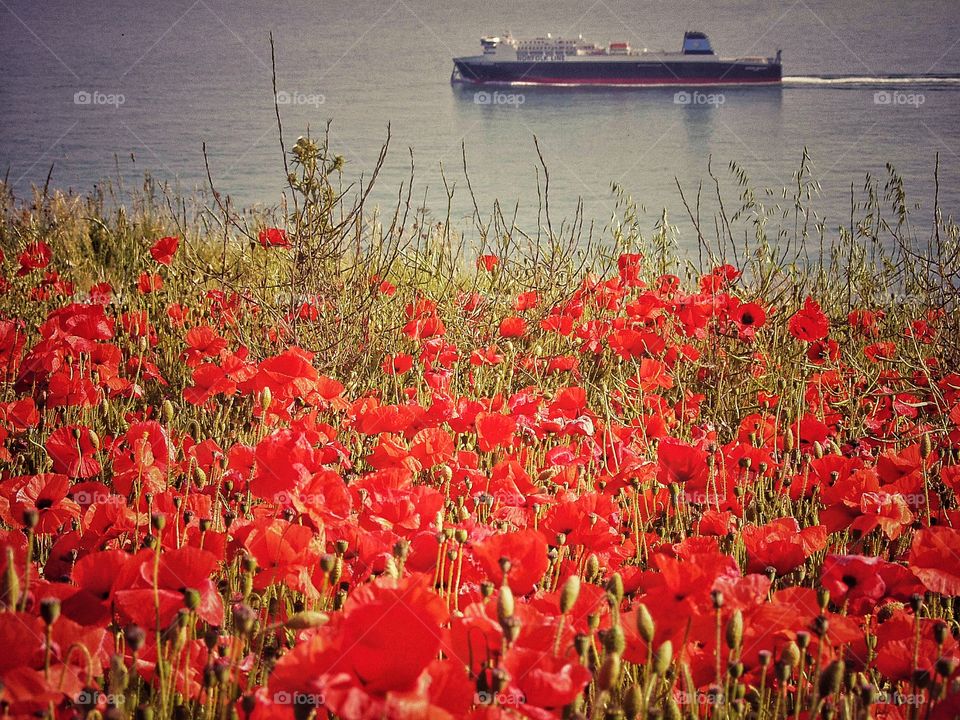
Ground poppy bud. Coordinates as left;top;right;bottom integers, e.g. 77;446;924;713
758;650;772;668
40;597;60;625
728;661;744;679
652;640;672;675
22;508;39;530
781;641;800;667
663;696;682;720
603;625;626;655
480;580;494;598
818;659;844;698
936;656;958;677
585;553;600;581
725;609;743;650
497;586;515;624
498;557;512;578
439;465;453;483
233;603;256;635
560;575;581;614
502;615;521;643
817;588;830;611
109;654;128;694
89;429;101;450
711;590;724;609
812;615;829;637
260;387;272;412
623;684;643;720
921;433;933;459
183;588;201;611
795;631;810;650
335;539;349;555
285;611;329;629
598;651;621;690
2;550;20;611
151;513;166;532
162;400;175;425
636;603;655;644
909;593;924;614
813;441;824;459
124;624;146;653
606;573;624;604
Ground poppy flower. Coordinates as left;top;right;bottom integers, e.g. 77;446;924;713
149;235;180;265
472;529;549;593
478;254;498;271
909;526;960;596
657;438;709;490
788;296;829;341
45;424;101;478
17;241;52;275
475;412;517;452
258;227;289;247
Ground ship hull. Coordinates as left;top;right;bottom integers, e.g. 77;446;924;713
452;58;781;86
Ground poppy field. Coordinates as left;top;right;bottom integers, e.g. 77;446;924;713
2;162;960;720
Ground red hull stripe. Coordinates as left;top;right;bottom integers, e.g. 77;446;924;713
463;77;781;86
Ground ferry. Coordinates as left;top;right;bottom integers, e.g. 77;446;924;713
451;31;782;87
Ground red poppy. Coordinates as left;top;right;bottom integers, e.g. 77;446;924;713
909;526;960;596
788;296;829;341
149;235;180;265
472;528;548;593
657;438;709;490
258;227;289;247
17;241;52;275
45;424;101;478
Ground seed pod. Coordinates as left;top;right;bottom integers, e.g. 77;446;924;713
603;625;626;655
560;575;581;614
725;609;743;650
109;654;129;694
182;588;201;611
663;696;682;720
921;433;933;459
623;684;643;720
285;611;330;629
497;586;515;624
818;660;845;698
781;641;801;667
652;640;673;675
598;651;621;691
606;573;624;603
585;554;600;581
636;603;655;644
162;399;175;425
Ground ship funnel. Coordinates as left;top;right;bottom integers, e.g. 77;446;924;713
682;31;714;55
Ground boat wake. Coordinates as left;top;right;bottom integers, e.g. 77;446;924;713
783;73;960;88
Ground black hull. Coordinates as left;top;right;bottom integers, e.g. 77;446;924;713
452;58;782;86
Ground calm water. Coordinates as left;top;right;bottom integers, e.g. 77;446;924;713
2;0;960;242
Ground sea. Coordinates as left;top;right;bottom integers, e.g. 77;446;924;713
2;0;960;247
